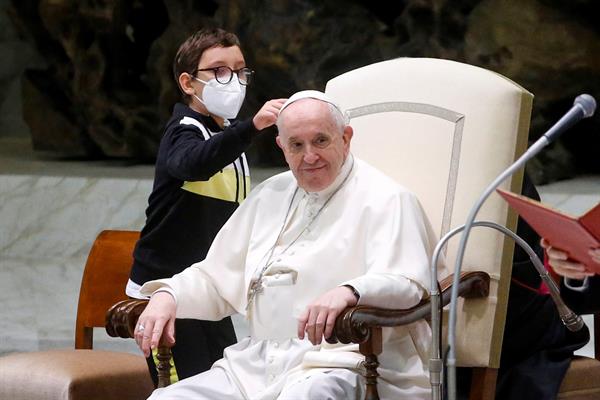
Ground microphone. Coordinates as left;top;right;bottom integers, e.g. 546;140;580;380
544;94;596;144
561;306;585;332
576;94;597;117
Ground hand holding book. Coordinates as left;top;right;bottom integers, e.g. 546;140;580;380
541;238;600;280
497;189;600;274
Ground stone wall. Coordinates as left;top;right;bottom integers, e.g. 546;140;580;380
0;0;41;138
4;0;600;182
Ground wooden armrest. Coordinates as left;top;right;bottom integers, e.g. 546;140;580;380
106;299;149;339
105;299;172;388
329;271;490;344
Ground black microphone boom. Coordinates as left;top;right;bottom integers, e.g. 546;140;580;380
544;94;596;144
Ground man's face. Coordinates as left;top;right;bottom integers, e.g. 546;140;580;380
276;100;353;192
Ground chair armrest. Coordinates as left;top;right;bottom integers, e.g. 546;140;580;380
105;299;173;388
106;299;149;339
329;271;490;344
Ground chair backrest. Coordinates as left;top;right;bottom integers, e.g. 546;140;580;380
325;58;532;368
75;230;140;349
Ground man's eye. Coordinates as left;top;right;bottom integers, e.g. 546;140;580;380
315;136;330;147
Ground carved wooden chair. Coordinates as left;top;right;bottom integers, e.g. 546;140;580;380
104;58;599;399
0;230;153;400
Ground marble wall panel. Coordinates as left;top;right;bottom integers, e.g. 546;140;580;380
0;174;152;260
0;172;253;355
0;174;152;354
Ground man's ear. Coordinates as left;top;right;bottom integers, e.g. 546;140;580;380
178;73;196;96
275;135;283;150
342;125;354;145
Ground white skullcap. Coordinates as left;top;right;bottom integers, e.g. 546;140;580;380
279;90;344;116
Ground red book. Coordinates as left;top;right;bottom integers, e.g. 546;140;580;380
497;189;600;273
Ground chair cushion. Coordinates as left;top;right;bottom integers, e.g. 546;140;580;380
0;349;154;400
558;356;600;399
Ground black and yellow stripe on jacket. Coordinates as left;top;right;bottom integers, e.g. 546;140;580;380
130;103;257;285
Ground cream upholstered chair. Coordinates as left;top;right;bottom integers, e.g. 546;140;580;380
103;59;599;398
325;57;532;398
0;230;154;400
105;59;525;398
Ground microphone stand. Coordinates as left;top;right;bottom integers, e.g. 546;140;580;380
429;221;584;400
436;94;595;400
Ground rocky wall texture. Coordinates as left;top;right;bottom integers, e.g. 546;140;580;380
0;0;42;138
7;0;600;182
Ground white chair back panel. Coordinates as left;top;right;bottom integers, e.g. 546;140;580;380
326;57;532;367
348;112;456;239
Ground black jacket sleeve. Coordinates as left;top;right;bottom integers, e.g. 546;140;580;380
562;276;600;315
166;119;257;181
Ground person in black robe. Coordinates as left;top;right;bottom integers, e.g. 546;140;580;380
456;173;590;399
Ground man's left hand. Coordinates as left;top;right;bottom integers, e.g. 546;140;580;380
297;286;358;345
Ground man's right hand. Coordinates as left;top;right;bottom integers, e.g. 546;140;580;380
134;291;177;357
252;98;287;131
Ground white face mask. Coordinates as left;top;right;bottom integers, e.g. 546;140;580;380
194;77;246;119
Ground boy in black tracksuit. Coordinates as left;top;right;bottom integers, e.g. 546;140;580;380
127;27;285;384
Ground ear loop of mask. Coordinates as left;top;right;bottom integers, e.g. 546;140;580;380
192;76;208;107
193;93;206;106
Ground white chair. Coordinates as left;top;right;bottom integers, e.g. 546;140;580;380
325;57;532;398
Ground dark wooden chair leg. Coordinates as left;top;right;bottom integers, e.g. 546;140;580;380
469;367;498;400
156;345;172;388
360;327;382;400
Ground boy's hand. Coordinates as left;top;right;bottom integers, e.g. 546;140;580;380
253;99;287;131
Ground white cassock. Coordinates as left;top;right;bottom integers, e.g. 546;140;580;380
141;154;442;400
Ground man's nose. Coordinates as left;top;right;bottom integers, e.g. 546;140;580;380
302;146;319;164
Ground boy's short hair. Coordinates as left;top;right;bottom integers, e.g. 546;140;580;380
173;28;241;103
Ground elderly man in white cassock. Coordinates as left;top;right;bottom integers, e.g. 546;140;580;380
135;90;440;399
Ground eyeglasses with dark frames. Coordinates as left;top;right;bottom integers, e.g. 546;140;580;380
195;66;254;86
